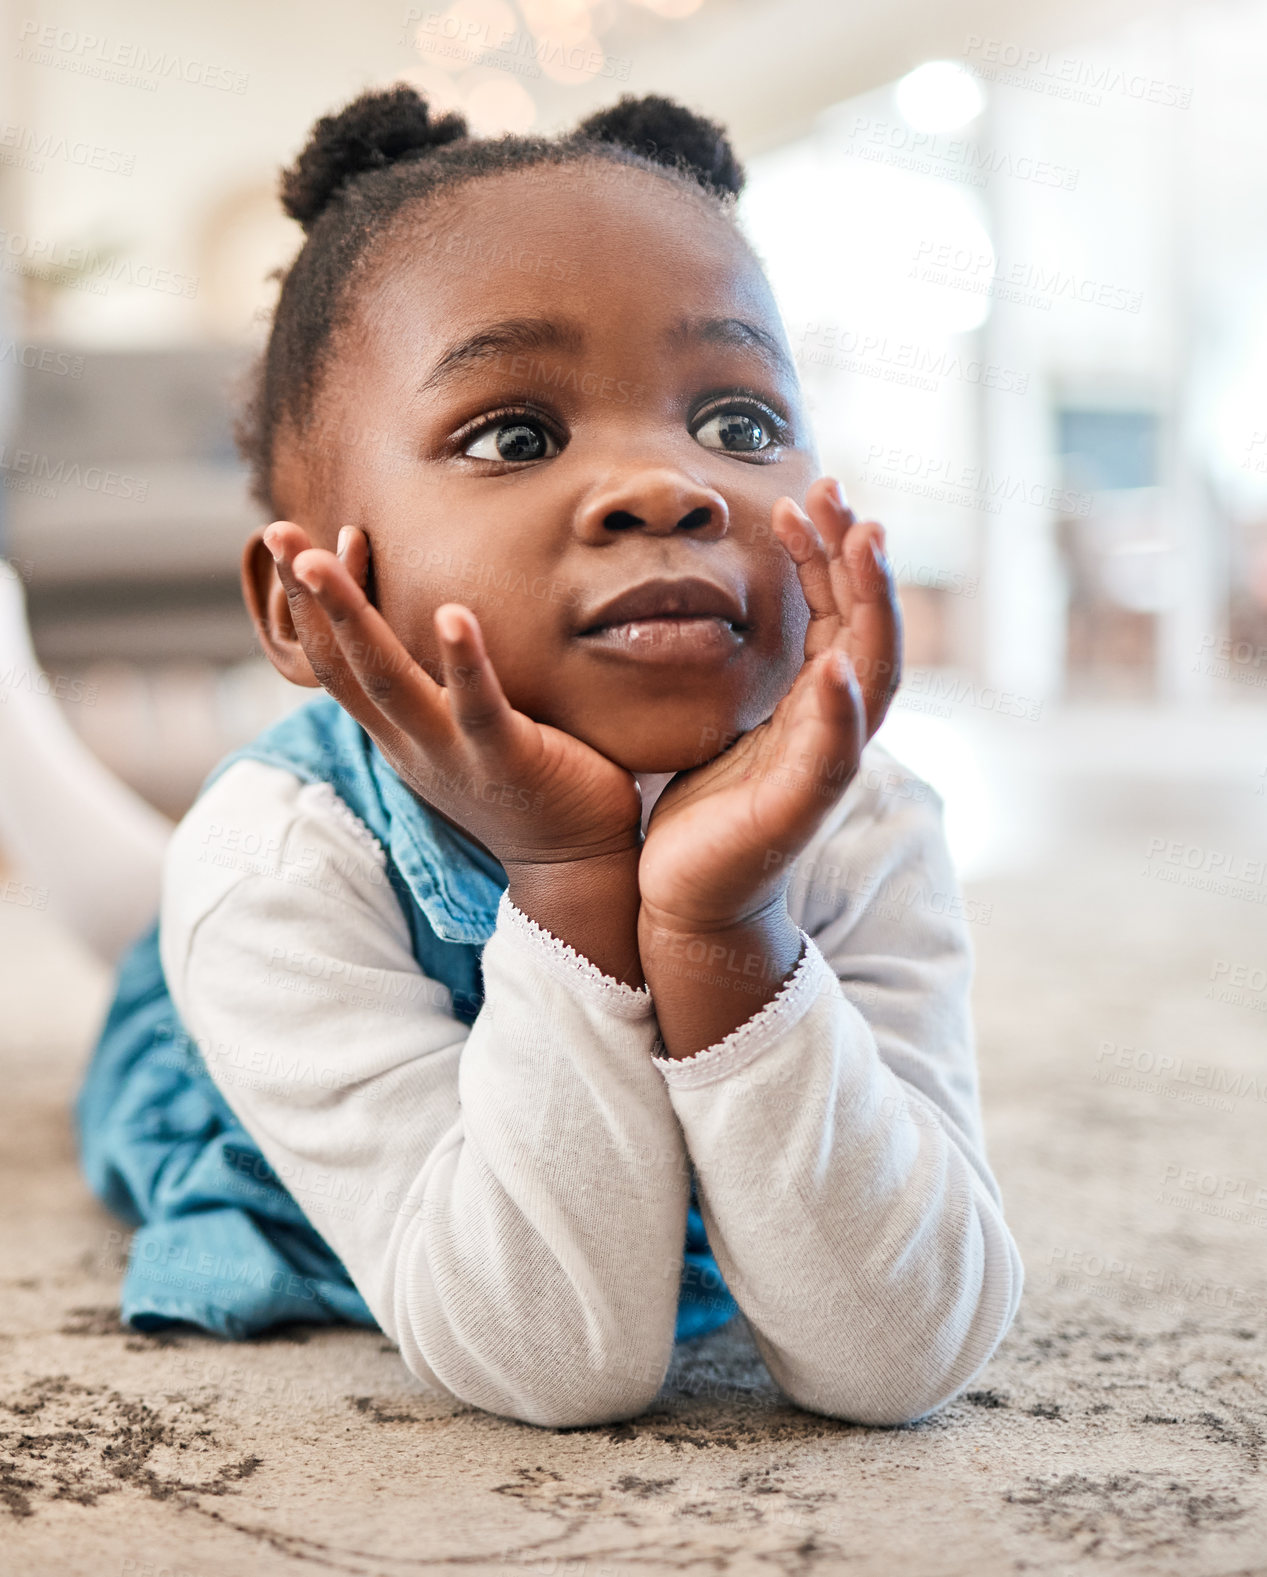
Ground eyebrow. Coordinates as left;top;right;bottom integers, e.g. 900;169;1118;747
416;312;797;396
418;317;585;395
668;316;798;383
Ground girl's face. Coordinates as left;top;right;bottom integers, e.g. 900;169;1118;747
287;160;819;773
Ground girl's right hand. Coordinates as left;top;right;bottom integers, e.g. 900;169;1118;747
262;522;643;876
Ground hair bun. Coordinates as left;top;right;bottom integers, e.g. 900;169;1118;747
573;94;744;197
281;84;468;231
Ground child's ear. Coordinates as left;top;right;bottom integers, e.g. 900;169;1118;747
241;528;321;688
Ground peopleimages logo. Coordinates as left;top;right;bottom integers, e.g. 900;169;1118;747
0;446;148;499
961;36;1192;110
837;115;1080;192
798;324;1030;397
0;229;198;298
15;20;249;94
0;664;98;706
0;123;135;175
0;338;83;377
861;442;1093;518
909;239;1144;315
402;7;633;81
1094;1037;1267;1109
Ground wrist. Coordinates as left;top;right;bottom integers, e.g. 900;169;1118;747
638;888;795;963
506;846;644;989
638;896;803;1060
505;843;642;901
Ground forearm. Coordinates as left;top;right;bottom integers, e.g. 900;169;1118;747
637;746;1022;1423
161;769;687;1428
639;895;804;1060
173;885;687;1427
655;939;1022;1425
389;893;688;1425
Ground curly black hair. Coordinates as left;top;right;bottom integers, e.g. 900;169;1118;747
235;84;747;516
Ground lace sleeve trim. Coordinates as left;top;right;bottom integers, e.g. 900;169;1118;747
652;933;834;1088
497;890;655;1020
296;780;388;865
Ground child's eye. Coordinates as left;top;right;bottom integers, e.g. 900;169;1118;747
692;401;785;456
463;416;560;463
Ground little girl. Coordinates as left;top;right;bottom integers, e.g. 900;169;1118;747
74;86;1022;1429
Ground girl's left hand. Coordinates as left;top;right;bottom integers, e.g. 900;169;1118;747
638;478;902;935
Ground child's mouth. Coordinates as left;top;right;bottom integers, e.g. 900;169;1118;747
580;615;741;662
574;576;748;666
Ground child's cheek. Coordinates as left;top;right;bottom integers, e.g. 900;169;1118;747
776;571;813;654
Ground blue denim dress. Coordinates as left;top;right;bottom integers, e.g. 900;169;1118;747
76;695;736;1344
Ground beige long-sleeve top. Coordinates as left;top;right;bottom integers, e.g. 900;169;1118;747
159;742;1022;1429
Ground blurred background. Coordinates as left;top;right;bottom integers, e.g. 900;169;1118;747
0;0;1263;877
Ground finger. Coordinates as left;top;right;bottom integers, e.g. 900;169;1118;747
276;539;409;754
792;492;903;739
292;547;453;752
771;496;839;660
336;525;371;589
433;603;517;746
801;648;866;800
814;646;866;763
803;477;858;624
756;647;866;826
264;520;362;697
844;517;890;605
843;526;903;737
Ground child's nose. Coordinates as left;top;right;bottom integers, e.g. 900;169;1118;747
574;468;729;542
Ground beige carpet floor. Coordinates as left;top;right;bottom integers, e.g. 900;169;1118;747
2;709;1265;1577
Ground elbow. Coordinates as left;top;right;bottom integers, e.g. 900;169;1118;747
770;1256;1024;1428
442;1342;670;1431
396;1314;675;1431
524;1318;680;1428
507;1371;665;1431
388;1215;689;1429
774;1365;957;1428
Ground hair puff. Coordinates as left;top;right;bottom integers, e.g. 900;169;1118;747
280;84;469;232
572;94;744;197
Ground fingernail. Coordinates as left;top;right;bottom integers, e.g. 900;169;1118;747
336;527;351;559
263;529;282;563
436;608;463;642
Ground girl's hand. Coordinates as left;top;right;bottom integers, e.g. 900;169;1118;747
637;479;902;937
262;522;643;874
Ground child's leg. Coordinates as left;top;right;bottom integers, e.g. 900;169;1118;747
0;561;171;963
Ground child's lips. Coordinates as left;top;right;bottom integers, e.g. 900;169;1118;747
577;614;744;664
573;573;748;664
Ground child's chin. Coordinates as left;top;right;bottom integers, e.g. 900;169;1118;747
615;752;709;774
595;724;744;776
560;665;788;776
562;692;775;775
